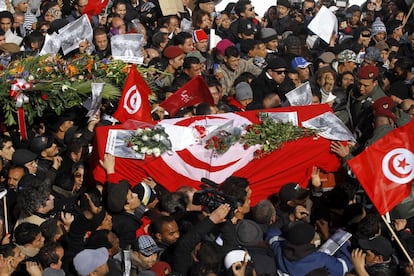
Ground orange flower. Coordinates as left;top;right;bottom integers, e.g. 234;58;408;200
67;64;79;77
122;64;130;74
86;60;94;73
15;64;24;74
44;66;52;73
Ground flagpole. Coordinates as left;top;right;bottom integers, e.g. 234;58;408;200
381;215;413;264
403;1;414;28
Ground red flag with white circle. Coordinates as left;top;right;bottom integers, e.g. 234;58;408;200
113;65;153;123
348;120;414;215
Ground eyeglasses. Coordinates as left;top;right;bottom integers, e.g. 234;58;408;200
248;7;254;11
273;70;286;75
361;32;371;37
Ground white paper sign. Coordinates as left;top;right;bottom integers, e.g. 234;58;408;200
302;111;356;142
106;129;144;159
307;5;338;44
86;83;105;118
40;32;61;55
111;34;145;64
158;123;196;151
265;112;299;126
286;82;312;106
59;15;93;55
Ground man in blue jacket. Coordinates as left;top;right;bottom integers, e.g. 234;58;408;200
267;221;353;275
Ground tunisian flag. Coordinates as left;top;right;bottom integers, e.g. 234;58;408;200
92;105;341;205
159;75;214;117
82;0;109;16
348;120;414;215
113;65;153;123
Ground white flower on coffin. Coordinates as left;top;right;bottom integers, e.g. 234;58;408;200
141;147;148;154
142;135;149;141
146;149;153;155
132;145;138;151
153;134;160;142
136;129;143;135
153;147;161;157
145;128;151;131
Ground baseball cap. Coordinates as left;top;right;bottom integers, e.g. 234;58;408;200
359;236;393;260
133;235;162;257
338;49;358;63
29;135;54;155
291;57;312;69
12;149;37;166
318;52;336;64
278;182;309;204
224;250;251;270
237;18;257;35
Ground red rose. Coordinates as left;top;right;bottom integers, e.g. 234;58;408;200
41;94;48;101
255;130;261;134
127;142;132;147
243;144;249;150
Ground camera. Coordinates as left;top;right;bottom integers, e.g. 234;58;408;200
192;178;238;219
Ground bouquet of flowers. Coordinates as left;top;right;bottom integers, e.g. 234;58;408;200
0;54;162;126
125;125;172;158
241;113;317;158
204;128;242;154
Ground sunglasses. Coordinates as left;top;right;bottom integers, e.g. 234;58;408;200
273;70;286;74
361;32;371;37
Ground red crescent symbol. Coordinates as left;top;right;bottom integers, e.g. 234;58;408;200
388;153;412;178
176;149;241;171
174;115;226;126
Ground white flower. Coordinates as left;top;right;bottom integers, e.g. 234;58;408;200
153;134;160;141
28;75;34;81
144;128;151;132
78;75;84;80
153;147;161;157
142;135;149;141
146;149;153;155
141;147;148;154
62;85;69;92
132;145;138;151
136;129;143;135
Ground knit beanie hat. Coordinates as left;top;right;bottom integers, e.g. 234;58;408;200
235;82;253;101
372;17;386;36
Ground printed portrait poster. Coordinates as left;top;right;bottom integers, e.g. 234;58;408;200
59;15;93;55
111;34;145;64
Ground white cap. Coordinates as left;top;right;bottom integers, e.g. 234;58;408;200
224;250;251;270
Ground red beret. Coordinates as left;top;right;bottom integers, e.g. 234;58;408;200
374;108;396;121
372;97;395;112
357;65;379;79
163;46;184;59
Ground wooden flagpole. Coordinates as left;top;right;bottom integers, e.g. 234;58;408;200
381;215;413;264
403;1;414;28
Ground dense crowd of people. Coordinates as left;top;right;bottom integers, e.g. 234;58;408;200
0;0;414;275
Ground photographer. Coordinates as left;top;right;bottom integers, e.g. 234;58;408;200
217;176;252;252
172;203;230;275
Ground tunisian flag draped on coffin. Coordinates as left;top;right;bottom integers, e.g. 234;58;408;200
92;105;341;204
